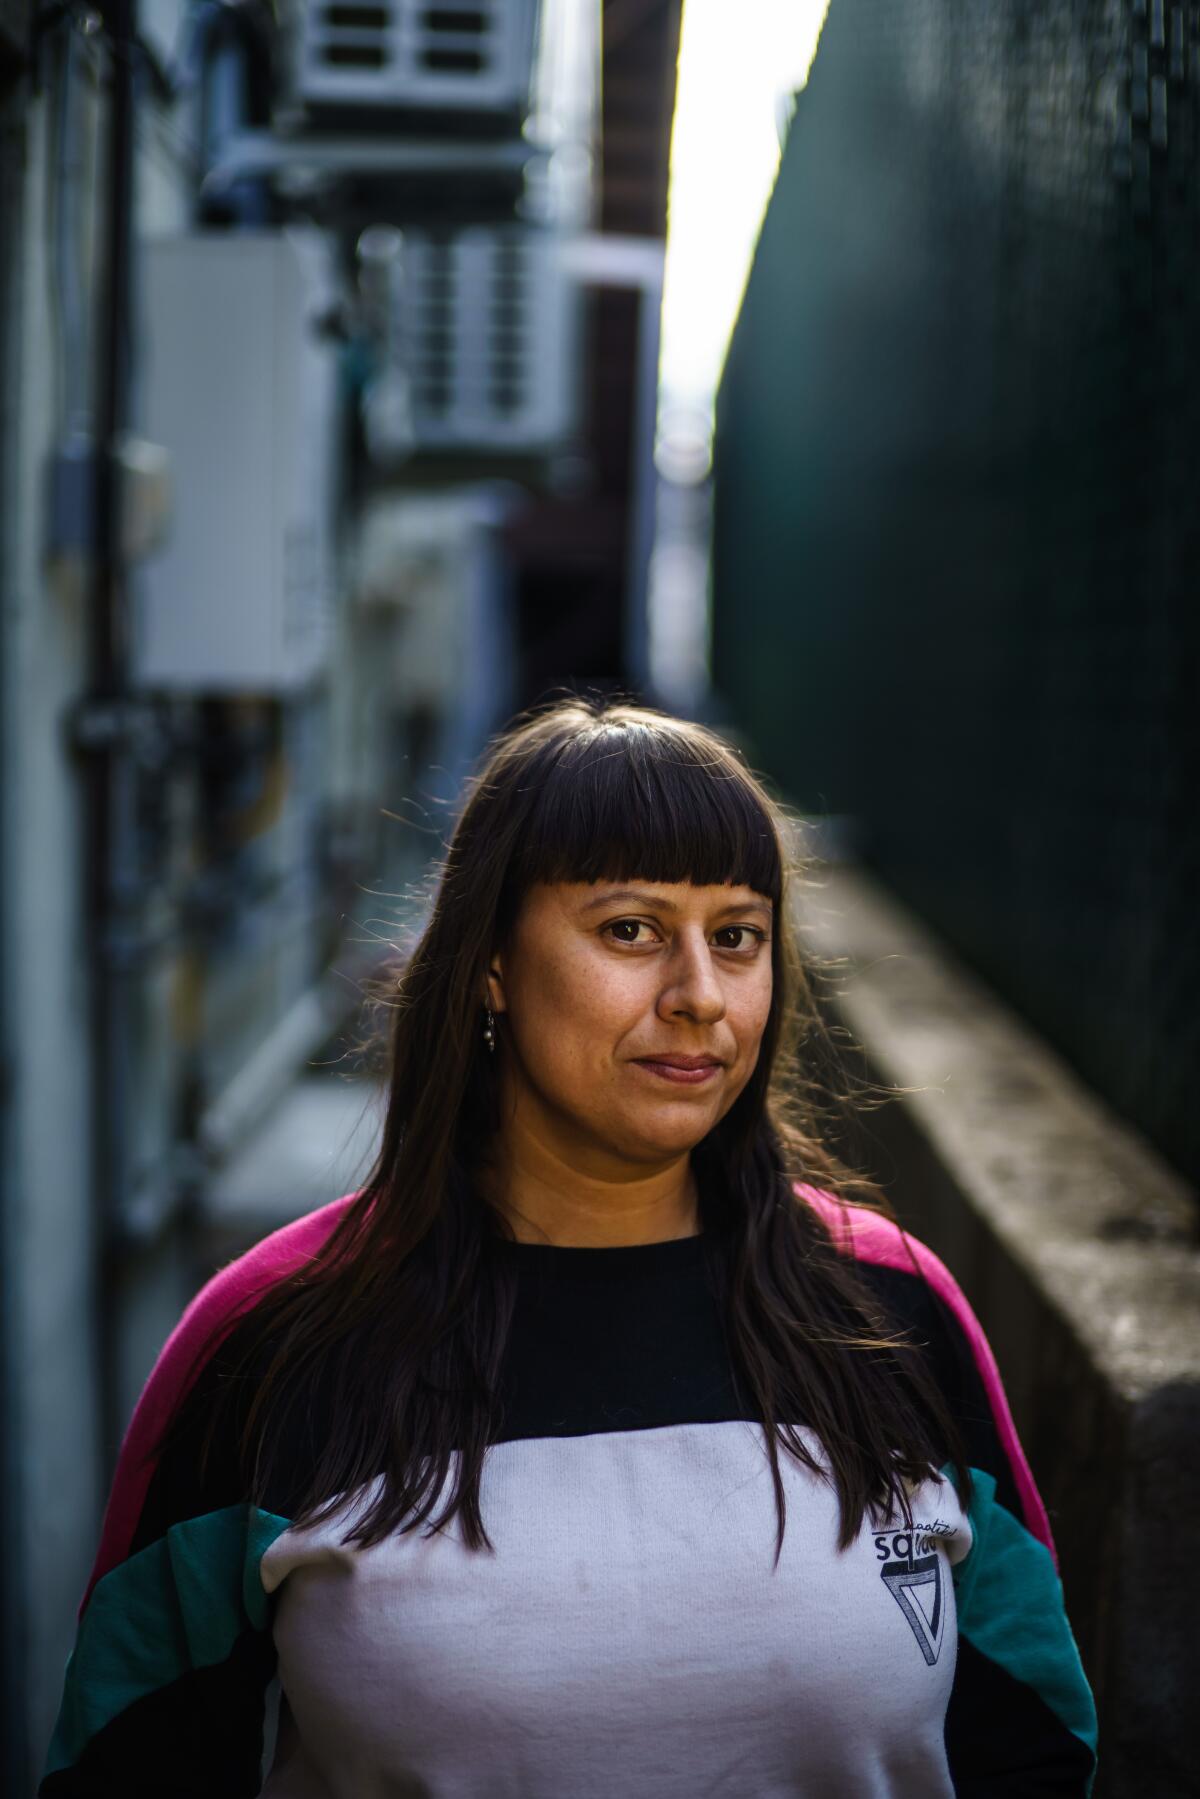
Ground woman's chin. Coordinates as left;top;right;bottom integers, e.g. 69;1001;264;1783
608;1104;719;1162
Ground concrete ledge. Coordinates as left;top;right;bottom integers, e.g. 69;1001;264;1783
796;863;1200;1799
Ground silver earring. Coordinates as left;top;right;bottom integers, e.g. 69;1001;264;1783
483;1006;496;1053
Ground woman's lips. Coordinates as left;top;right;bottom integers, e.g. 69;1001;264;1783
632;1058;722;1085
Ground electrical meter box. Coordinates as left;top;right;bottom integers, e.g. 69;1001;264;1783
137;233;335;693
385;225;580;456
288;0;540;125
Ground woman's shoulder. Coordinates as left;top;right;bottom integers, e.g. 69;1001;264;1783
796;1180;992;1352
130;1190;356;1446
160;1192;356;1389
797;1180;955;1280
81;1192;357;1611
795;1182;1055;1558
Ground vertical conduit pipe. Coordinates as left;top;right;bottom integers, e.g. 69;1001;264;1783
0;44;28;1799
86;0;139;1467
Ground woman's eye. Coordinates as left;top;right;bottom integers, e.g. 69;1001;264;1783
606;918;655;944
714;925;765;951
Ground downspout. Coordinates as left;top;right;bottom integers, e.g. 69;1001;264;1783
82;0;139;1468
0;33;28;1798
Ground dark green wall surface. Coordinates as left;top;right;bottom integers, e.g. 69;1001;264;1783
713;0;1199;1186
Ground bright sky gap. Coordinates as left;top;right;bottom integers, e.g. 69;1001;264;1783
655;0;832;481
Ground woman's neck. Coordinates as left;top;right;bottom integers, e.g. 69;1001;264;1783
479;1105;699;1248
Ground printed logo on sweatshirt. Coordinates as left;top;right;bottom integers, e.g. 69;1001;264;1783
874;1524;952;1666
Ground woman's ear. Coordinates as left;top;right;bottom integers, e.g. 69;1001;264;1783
486;956;507;1014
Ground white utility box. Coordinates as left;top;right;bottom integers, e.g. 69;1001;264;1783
137;232;335;692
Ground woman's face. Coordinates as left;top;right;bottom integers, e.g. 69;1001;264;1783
486;879;774;1171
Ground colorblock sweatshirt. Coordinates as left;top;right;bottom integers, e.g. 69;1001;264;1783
41;1185;1098;1797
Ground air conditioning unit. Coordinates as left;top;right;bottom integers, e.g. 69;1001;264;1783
372;225;580;457
289;0;540;126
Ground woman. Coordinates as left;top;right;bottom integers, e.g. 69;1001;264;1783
42;698;1096;1797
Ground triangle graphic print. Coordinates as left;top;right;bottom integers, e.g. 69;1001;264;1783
881;1553;944;1666
911;1578;938;1630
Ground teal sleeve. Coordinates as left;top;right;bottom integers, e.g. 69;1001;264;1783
40;1503;291;1795
946;1467;1098;1795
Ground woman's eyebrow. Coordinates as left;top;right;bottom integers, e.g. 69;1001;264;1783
577;887;674;913
577;888;773;921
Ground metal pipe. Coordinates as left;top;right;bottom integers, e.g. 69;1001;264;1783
52;22;90;436
0;50;28;1799
85;0;139;1468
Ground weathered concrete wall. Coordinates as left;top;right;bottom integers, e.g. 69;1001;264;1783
798;861;1200;1798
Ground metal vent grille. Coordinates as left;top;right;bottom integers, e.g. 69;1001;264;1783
294;0;538;119
393;227;577;452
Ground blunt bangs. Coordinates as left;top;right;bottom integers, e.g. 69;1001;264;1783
506;718;782;907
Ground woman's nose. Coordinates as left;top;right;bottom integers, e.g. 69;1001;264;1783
657;931;726;1022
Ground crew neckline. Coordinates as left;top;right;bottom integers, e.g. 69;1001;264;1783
494;1230;707;1280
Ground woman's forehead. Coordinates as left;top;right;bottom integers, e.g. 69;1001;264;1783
531;879;775;916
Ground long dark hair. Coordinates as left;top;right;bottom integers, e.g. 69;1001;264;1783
185;697;970;1555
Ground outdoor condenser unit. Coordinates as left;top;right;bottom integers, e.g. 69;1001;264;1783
378;226;579;456
288;0;541;125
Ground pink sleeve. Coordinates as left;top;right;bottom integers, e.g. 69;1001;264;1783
81;1193;357;1613
795;1181;1057;1566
